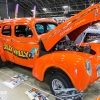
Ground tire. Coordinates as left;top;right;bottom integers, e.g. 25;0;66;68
49;73;73;95
0;57;3;68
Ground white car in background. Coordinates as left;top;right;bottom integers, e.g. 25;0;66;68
74;24;100;44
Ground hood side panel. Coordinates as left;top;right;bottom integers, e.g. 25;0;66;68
68;23;90;41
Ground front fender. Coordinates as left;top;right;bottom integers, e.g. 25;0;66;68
77;43;100;83
32;51;90;91
90;43;100;54
81;43;100;55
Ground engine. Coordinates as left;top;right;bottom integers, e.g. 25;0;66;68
54;38;91;54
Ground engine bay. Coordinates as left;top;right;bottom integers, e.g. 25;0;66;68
54;37;92;54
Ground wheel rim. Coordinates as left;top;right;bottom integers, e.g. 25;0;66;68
52;79;65;91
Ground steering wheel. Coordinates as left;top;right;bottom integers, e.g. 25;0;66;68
19;34;25;37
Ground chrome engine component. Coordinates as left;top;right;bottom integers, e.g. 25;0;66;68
54;88;83;100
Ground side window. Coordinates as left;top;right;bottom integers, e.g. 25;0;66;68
2;25;11;36
35;24;44;34
15;25;33;38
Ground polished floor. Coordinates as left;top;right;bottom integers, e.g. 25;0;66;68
0;63;100;100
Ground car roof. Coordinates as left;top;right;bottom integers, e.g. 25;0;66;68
1;17;57;24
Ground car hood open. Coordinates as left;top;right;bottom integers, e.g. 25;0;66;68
41;3;100;51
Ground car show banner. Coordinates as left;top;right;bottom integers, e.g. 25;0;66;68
15;4;19;18
2;74;28;89
32;6;36;18
25;88;49;100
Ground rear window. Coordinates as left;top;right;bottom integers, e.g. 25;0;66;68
2;25;11;36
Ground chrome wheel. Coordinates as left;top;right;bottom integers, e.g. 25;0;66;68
52;79;65;91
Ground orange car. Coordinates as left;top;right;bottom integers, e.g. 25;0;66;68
0;3;100;98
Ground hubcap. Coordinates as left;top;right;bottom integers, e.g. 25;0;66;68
52;79;64;91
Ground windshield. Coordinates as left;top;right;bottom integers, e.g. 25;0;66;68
35;22;57;35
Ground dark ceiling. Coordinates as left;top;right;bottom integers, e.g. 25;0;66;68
15;0;100;17
3;0;100;18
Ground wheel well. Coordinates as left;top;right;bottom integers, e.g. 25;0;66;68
44;67;73;86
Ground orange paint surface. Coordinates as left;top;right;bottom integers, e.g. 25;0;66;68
96;96;100;100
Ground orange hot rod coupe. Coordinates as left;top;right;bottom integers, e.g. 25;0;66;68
0;3;100;98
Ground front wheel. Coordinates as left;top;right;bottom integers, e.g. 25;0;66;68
49;73;83;100
49;73;73;95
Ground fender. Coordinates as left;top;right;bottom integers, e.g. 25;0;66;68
0;42;6;62
73;51;99;84
81;43;100;55
32;51;90;91
90;43;100;55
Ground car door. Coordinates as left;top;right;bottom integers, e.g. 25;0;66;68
0;24;14;62
12;23;39;68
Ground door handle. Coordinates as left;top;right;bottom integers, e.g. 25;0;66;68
11;40;15;42
1;38;11;42
2;38;6;40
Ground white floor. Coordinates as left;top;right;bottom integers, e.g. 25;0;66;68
0;63;100;100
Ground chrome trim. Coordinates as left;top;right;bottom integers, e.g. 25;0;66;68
6;39;11;41
11;40;19;42
1;38;6;40
90;39;100;43
54;88;83;100
96;64;100;77
0;38;11;41
85;60;92;76
19;42;38;44
11;40;38;44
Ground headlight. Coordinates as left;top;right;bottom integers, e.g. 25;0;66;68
85;60;92;76
96;64;100;77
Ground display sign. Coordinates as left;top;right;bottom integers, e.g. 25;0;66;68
32;6;36;18
25;88;49;100
2;74;28;89
15;4;19;18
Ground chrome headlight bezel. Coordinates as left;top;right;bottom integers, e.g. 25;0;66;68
96;64;100;77
85;60;92;76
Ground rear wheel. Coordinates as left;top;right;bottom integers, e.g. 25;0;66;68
0;57;3;68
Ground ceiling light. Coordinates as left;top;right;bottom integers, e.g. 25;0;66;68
62;6;68;9
31;10;34;12
42;8;47;11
